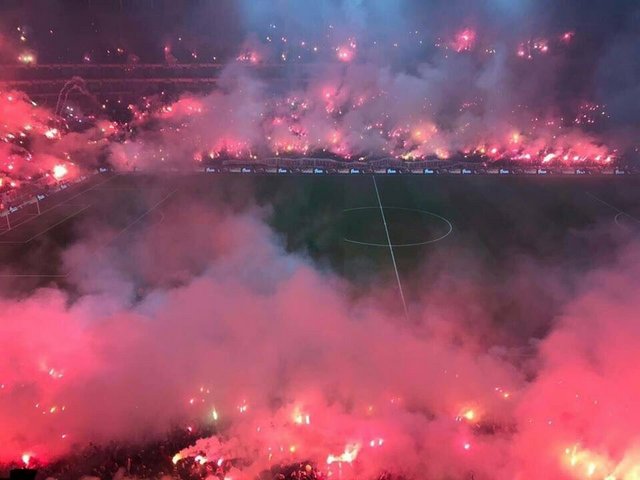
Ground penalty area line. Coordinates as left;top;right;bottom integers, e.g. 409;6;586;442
587;192;640;225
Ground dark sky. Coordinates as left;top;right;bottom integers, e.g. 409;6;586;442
0;0;244;63
1;0;638;64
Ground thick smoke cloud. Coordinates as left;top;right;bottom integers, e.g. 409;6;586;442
0;189;639;479
1;2;640;479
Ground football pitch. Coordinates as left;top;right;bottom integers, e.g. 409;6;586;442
0;173;638;308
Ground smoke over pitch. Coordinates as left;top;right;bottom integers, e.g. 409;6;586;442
0;188;640;479
1;1;640;479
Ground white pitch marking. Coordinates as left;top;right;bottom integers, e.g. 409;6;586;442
113;189;177;239
587;191;640;225
0;173;118;237
24;205;92;243
343;206;453;247
372;175;409;322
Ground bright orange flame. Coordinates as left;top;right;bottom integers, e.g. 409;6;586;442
293;406;311;425
456;406;480;423
53;164;68;180
327;443;361;464
563;444;617;479
44;128;59;139
18;52;36;65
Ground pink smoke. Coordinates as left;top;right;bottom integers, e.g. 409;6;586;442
0;193;638;479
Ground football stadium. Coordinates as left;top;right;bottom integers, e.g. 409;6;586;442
1;2;640;480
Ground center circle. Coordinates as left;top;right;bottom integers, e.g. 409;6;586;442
342;207;453;247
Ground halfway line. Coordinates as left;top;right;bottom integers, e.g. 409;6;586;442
372;175;410;322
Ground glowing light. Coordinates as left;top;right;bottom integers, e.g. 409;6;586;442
458;408;477;422
452;29;476;52
44;128;59;139
53;164;68;180
435;148;450;159
327;443;361;464
212;408;219;421
21;453;31;467
293;406;311;425
369;438;384;448
336;45;356;62
563;444;620;479
172;453;182;465
236;51;260;64
293;412;311;424
18;52;36;65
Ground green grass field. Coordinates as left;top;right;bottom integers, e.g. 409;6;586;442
1;173;638;304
